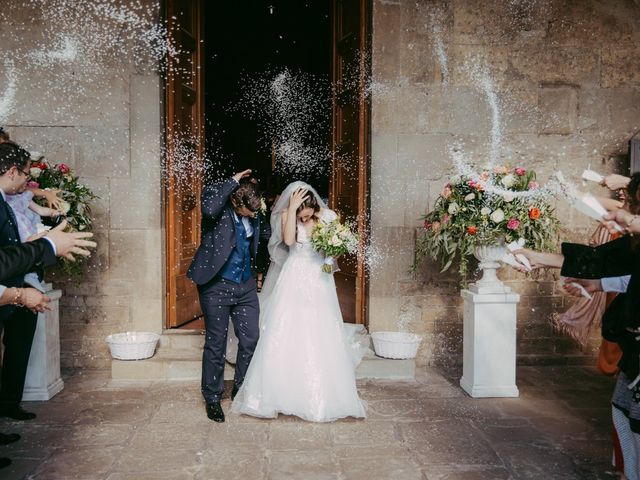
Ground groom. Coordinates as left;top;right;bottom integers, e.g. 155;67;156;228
188;169;268;422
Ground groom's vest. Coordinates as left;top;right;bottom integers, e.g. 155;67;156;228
218;214;253;284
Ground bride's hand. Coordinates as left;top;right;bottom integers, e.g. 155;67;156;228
288;188;309;210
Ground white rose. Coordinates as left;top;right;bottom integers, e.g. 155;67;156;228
502;192;515;202
490;209;505;223
480;207;491;216
501;174;515;188
330;235;341;246
30;168;41;179
450;175;461;185
464;193;475;201
59;200;71;215
447;202;459;214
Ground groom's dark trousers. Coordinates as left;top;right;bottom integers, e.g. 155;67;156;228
187;177;267;404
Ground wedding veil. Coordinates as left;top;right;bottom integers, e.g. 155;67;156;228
259;181;329;303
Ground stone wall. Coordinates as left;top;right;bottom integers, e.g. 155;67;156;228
369;0;640;367
0;0;164;370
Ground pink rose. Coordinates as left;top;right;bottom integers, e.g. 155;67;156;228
515;167;526;176
507;218;520;230
442;214;450;223
27;181;39;189
57;163;70;174
432;221;441;232
528;181;539;190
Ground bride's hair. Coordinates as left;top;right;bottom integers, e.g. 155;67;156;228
296;193;321;218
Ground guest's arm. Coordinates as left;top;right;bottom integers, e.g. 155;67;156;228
0;239;56;281
561;236;633;279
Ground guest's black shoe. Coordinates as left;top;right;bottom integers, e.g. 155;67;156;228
0;406;36;421
0;457;11;469
231;384;239;401
0;432;20;445
206;402;225;422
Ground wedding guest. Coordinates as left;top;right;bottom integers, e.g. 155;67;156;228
0;143;41;422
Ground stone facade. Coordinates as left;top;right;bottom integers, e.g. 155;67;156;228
0;0;164;370
2;0;640;372
369;0;640;367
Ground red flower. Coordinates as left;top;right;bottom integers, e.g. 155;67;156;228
528;207;541;220
57;163;70;174
423;221;432;230
36;163;48;170
507;218;520;230
515;167;526;176
467;226;477;235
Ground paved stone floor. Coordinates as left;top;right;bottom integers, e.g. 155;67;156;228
0;366;620;480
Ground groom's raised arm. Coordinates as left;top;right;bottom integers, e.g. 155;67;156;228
201;178;238;220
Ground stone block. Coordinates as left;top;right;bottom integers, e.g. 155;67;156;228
538;85;578;135
75;127;130;178
130;75;162;180
399;33;438;84
368;296;400;332
9;126;75;167
372;0;402;84
108;229;161;282
110;177;161;229
397;133;454;181
131;298;163;334
602;46;640;87
371;133;398;182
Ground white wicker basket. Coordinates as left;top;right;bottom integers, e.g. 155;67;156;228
371;331;422;360
106;331;160;360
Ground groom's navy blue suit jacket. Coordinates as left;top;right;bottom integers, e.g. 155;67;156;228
187;178;270;286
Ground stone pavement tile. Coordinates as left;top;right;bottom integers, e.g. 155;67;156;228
0;457;41;480
13;401;80;425
197;448;267;480
357;380;422;400
206;421;268;446
147;380;202;402
113;448;203;474
559;438;614;473
416;397;503;420
267;450;340;480
331;443;413;460
1;425;66;459
74;401;157;425
71;386;152;404
415;368;460;386
30;445;124;479
399;420;503;466
68;424;135;447
422;465;513;480
269;422;333;451
338;456;424;480
331;421;398;446
530;415;599;443
150;400;207;425
129;423;209;450
107;472;195;480
489;397;575;420
491;441;580;480
365;399;426;421
471;418;550;446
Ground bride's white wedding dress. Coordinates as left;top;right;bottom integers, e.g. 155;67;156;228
231;209;366;422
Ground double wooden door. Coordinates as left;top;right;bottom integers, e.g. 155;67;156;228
165;0;370;327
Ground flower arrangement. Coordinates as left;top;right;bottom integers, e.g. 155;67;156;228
29;158;97;277
414;166;560;281
311;218;359;273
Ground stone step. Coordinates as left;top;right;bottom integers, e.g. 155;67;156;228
112;332;415;382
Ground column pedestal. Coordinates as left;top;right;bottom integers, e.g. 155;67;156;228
23;284;64;401
459;283;520;398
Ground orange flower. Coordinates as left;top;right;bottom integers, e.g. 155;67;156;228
467;226;477;235
528;207;541;220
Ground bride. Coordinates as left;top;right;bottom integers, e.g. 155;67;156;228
231;181;366;422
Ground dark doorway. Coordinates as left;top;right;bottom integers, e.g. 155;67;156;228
202;1;332;198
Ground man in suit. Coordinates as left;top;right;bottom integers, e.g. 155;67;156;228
188;169;269;422
0;142;45;421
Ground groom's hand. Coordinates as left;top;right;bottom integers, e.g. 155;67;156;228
232;169;252;183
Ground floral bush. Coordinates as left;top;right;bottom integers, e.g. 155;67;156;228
29;159;97;277
414;166;560;281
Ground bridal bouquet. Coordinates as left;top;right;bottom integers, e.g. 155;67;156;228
311;218;359;273
29;157;97;277
414;165;559;281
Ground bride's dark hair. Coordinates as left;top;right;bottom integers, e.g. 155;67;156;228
296;193;321;217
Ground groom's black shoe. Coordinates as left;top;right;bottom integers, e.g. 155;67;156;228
0;432;20;445
206;402;225;422
0;405;36;421
231;384;239;401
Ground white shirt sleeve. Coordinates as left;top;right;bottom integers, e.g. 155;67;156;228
600;276;631;293
0;285;6;299
42;236;57;255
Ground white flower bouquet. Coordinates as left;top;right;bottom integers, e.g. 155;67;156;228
311;218;359;273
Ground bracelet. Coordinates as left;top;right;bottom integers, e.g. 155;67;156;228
627;215;640;234
11;288;22;306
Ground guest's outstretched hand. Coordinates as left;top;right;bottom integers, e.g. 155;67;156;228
601;173;630;191
511;248;564;270
562;277;602;296
602;209;637;235
45;220;97;261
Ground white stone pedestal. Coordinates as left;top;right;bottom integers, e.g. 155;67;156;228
23;284;64;401
459;283;520;398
